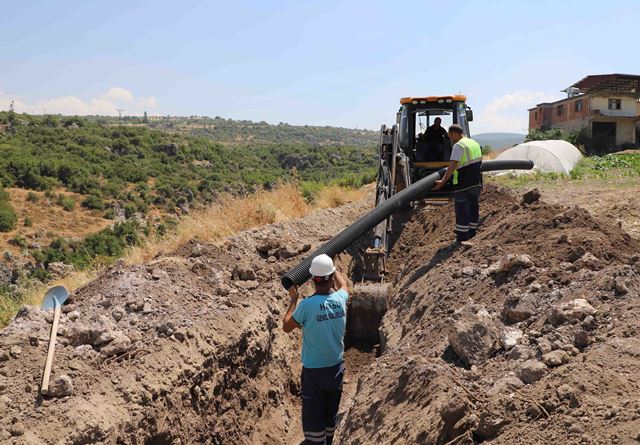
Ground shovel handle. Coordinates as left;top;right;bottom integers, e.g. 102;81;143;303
41;304;61;394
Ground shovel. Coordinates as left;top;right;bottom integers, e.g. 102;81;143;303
40;286;69;395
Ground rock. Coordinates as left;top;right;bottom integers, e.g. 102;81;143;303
67;310;80;322
475;411;509;440
507;344;535;361
234;280;259;290
488;254;534;275
73;344;96;357
0;263;13;286
9;423;24;437
47;375;74;397
488;376;524;395
232;264;256;281
614;277;629;296
446;304;500;366
100;334;131;357
461;266;477;277
549;298;597;326
542;350;570;367
274;243;311;260
567;424;584;434
9;346;22;357
502;292;537;323
141;303;153;314
581;315;597;330
574;252;600;270
174;329;187;342
500;326;523;350
517;360;547;384
47;262;75;279
536;337;553;354
439;398;467;425
574;330;590;349
64;314;115;346
112;305;124;322
521;189;541;205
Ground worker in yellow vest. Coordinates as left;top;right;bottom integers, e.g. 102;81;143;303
433;124;483;246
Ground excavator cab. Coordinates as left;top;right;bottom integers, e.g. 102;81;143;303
356;95;474;283
398;95;473;187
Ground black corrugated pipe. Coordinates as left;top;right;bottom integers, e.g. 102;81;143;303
280;159;534;289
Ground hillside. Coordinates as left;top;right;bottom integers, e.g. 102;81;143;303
0;112;376;322
83;115;379;148
474;132;525;151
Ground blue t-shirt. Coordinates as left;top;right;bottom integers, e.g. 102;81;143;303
292;289;348;369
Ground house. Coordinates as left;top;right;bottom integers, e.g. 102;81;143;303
529;74;640;148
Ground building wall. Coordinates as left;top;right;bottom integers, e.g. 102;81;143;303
590;96;637;117
615;120;636;145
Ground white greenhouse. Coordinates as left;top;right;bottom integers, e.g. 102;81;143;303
495;140;583;174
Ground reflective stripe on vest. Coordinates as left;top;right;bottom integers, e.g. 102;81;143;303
453;137;483;185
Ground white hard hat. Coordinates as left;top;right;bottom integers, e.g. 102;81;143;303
309;254;336;277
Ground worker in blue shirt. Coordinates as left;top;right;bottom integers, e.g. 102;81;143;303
283;254;349;445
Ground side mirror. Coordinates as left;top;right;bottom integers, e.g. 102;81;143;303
466;108;474;122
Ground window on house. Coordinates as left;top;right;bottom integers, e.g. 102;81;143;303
534;111;538;120
575;100;583;112
557;105;565;116
608;98;621;110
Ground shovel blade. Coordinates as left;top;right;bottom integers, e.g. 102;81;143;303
41;286;69;310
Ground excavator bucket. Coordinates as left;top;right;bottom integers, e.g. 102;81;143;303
348;282;390;349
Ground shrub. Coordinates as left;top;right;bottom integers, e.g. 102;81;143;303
11;234;27;248
0;203;17;232
56;195;75;212
24;217;33;227
26;192;38;203
81;195;105;210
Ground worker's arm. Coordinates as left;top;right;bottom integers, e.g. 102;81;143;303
333;270;349;293
282;286;301;333
433;160;459;190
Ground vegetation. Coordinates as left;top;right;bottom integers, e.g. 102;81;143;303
0;188;17;232
492;152;640;187
0;112;378;326
0;112;376;214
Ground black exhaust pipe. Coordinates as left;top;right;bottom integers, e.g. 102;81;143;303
280;159;533;289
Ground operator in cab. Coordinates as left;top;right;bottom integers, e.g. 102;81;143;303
418;117;449;161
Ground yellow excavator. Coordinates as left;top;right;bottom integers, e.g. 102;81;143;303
360;95;474;280
347;95;474;346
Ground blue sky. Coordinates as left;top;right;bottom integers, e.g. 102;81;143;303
1;0;639;133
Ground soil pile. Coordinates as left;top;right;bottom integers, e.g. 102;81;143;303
2;184;639;445
339;185;640;444
0;199;370;445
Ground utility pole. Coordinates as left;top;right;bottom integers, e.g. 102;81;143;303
116;108;124;122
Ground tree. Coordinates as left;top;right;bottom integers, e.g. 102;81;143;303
8;100;15;127
143;111;149;124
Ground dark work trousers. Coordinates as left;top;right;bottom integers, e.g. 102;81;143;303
454;186;481;242
301;362;345;444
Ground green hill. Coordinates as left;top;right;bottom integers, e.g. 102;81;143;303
474;132;525;151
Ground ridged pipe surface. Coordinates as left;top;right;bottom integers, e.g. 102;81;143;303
280;159;533;289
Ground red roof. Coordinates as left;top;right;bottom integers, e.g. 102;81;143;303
570;74;640;96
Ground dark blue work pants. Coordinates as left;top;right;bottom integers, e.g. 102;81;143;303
301;362;345;445
454;186;481;242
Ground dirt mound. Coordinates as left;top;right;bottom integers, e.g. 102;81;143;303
0;199;371;445
2;185;639;444
339;185;640;444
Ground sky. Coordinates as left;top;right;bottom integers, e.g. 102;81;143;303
1;0;639;133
